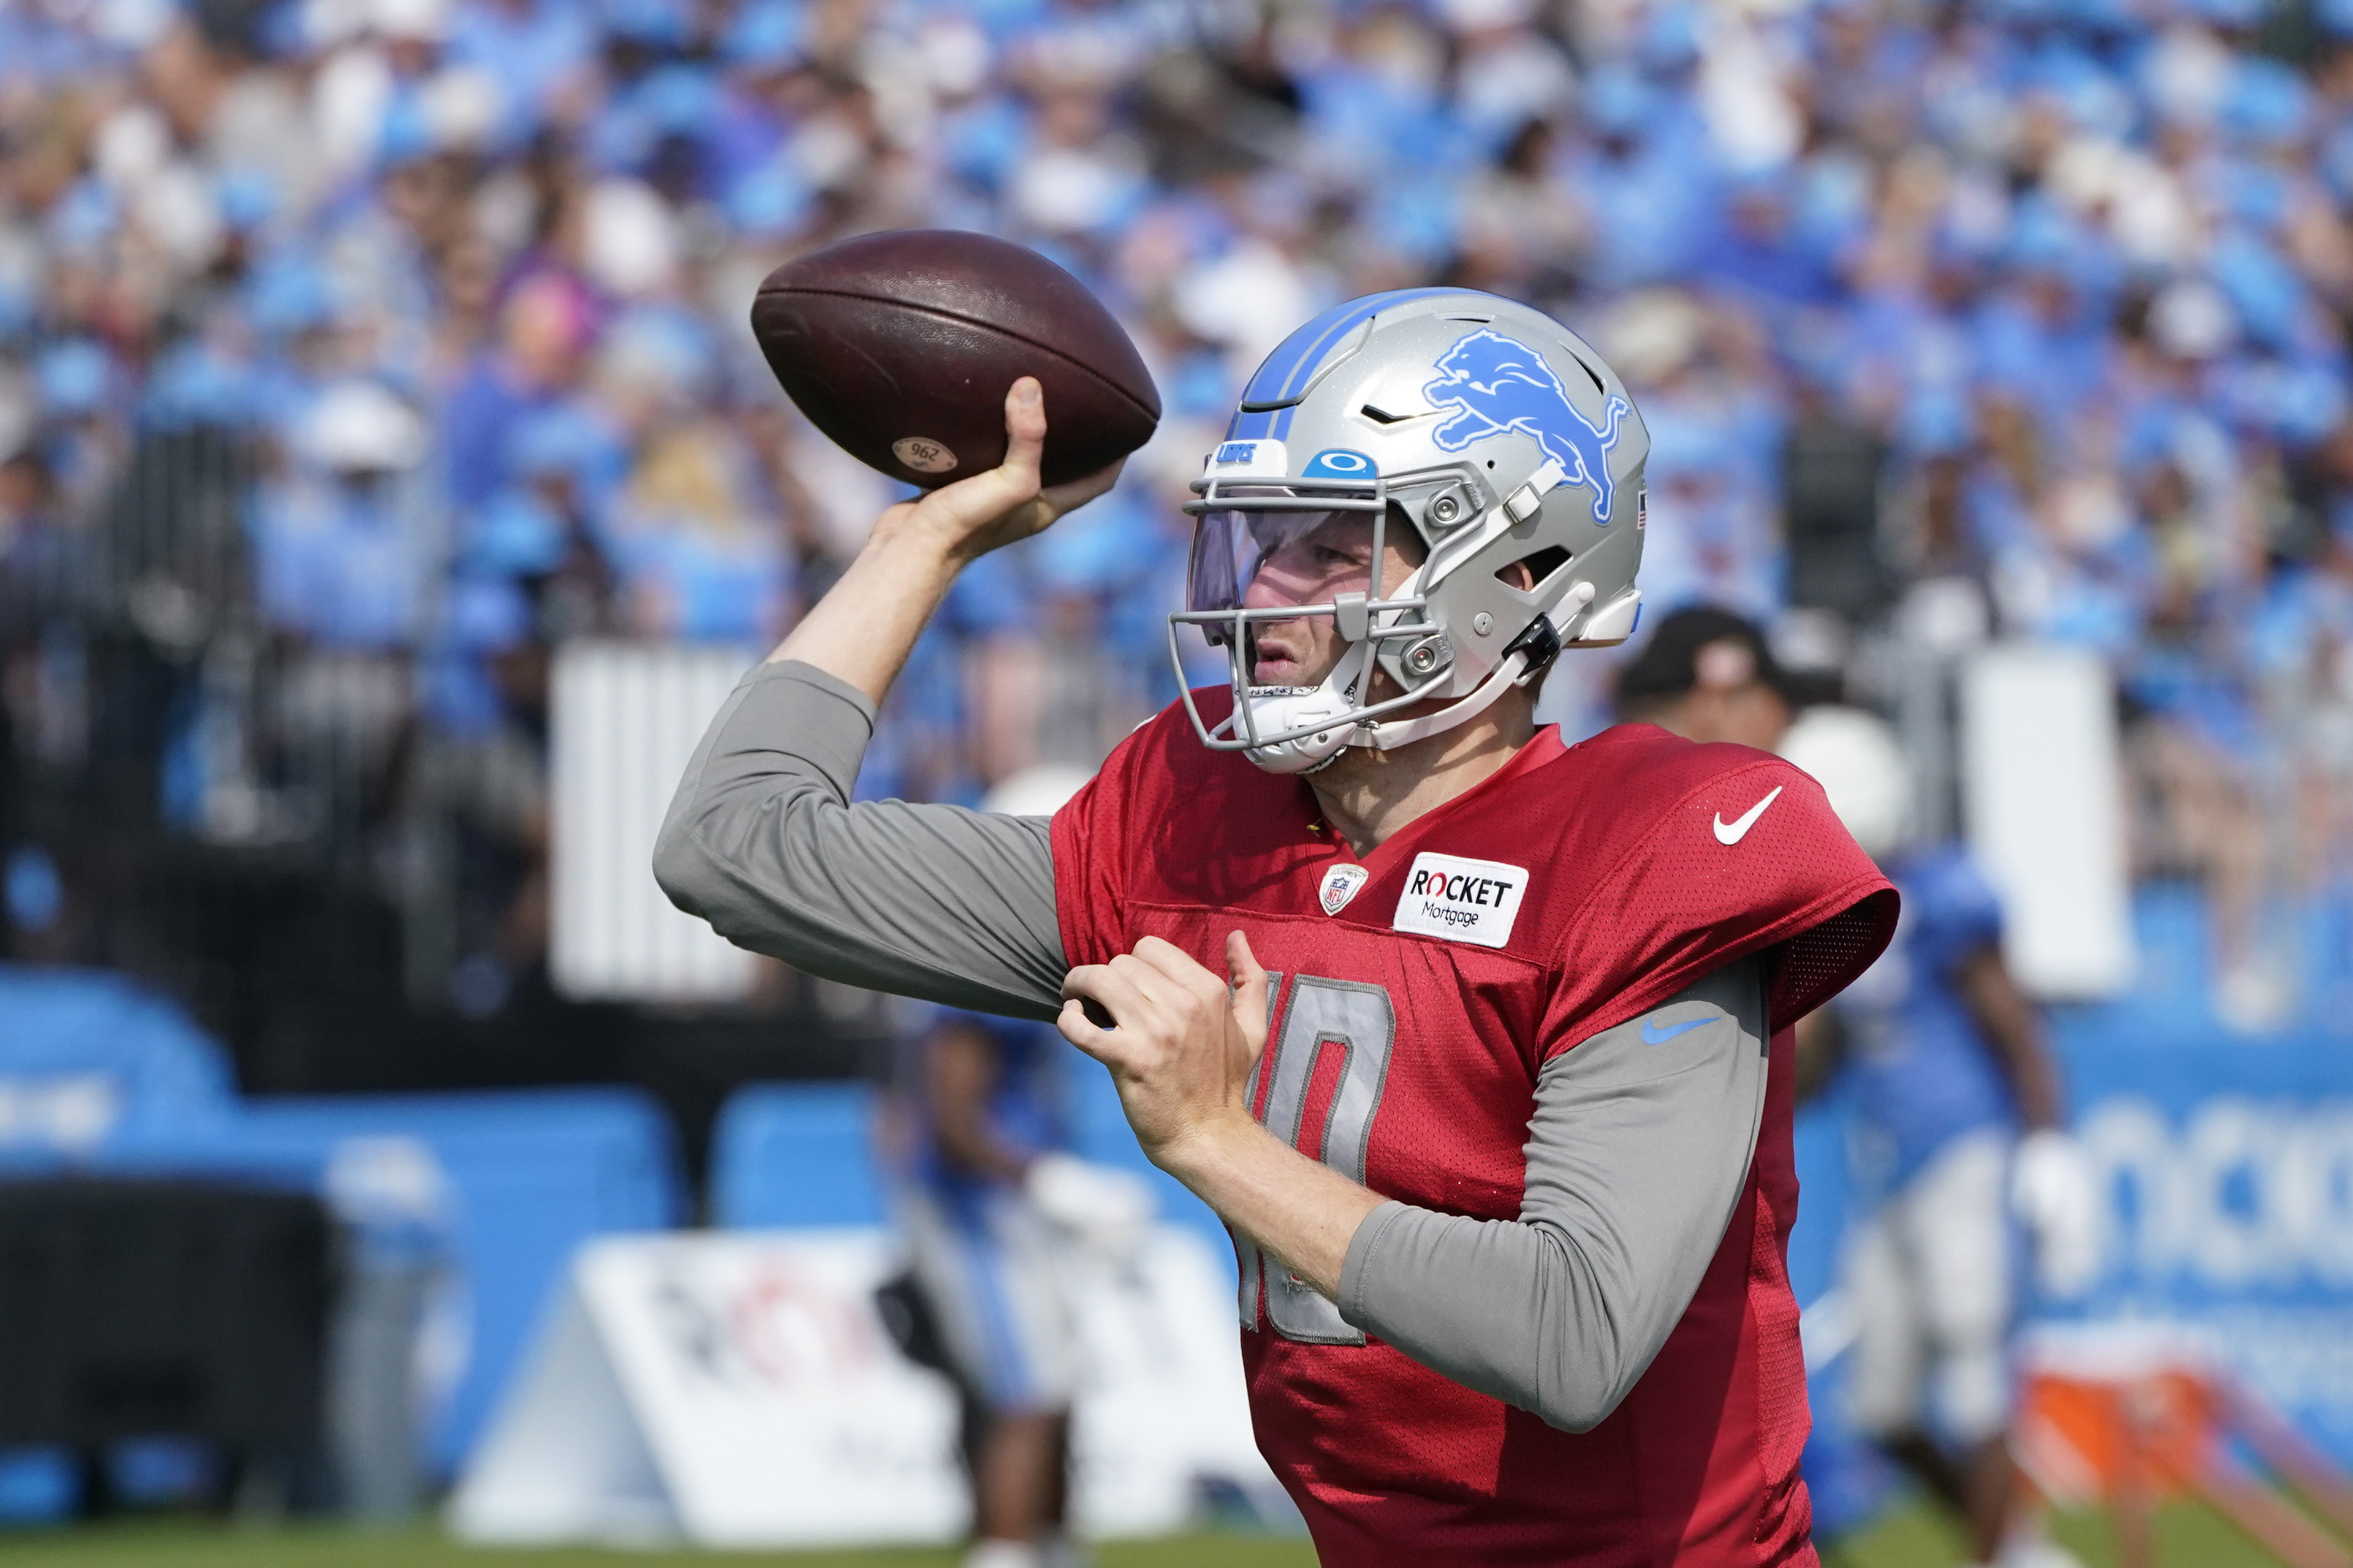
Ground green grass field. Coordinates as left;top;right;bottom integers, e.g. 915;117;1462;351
0;1500;2299;1568
1829;1498;2289;1566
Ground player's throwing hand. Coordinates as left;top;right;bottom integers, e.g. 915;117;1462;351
757;377;1120;704
1055;933;1269;1168
876;377;1123;567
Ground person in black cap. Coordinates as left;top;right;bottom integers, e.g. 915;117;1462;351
1614;605;1797;752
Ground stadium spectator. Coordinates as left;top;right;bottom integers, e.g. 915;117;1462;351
1779;703;2100;1568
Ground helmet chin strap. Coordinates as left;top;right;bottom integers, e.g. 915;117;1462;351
1236;638;1535;771
1358;581;1586;752
1351;645;1533;751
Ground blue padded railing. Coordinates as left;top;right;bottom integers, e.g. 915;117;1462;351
709;1081;888;1229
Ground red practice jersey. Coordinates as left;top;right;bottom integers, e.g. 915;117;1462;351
1052;692;1898;1566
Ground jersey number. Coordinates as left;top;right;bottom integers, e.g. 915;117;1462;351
1239;974;1396;1346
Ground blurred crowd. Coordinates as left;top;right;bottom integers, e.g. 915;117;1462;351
4;0;2353;1019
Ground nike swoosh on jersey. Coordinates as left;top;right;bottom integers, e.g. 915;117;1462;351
1641;1017;1709;1045
1712;785;1784;846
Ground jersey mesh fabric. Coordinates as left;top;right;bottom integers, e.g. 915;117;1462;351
1736;1015;1813;1560
1051;695;1895;1567
1770;898;1893;1028
1750;1184;1811;1530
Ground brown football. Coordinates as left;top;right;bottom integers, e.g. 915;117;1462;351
750;230;1161;490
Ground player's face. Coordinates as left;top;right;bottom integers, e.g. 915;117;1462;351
1239;513;1424;687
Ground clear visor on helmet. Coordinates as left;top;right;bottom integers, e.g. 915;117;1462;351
1168;490;1449;752
1185;508;1375;617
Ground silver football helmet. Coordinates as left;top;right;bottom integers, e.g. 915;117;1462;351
1169;288;1651;774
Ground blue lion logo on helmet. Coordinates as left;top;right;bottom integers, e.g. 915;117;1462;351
1423;330;1631;525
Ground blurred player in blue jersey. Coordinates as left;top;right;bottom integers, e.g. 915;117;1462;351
884;764;1152;1568
1779;706;2099;1568
892;1009;1077;1568
1620;609;2099;1568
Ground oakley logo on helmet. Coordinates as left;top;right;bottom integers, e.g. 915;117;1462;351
1423;329;1632;525
1301;448;1376;479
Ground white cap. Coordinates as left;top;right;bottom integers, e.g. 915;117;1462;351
583;179;680;299
2149;278;2237;362
1777;705;1914;862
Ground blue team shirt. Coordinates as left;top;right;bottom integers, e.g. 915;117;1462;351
1837;844;2019;1191
895;1010;1070;1198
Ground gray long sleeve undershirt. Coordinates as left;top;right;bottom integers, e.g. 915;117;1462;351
655;659;1768;1433
1337;957;1767;1431
654;660;1070;1020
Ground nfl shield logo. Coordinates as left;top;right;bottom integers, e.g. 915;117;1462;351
1318;863;1370;916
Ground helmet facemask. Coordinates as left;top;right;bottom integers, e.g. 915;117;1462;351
1169;472;1561;775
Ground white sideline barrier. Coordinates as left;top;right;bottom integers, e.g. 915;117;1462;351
448;1226;1275;1547
1959;642;2134;1000
549;642;760;1003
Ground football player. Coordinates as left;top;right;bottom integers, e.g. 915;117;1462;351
887;1004;1149;1568
1622;618;2096;1568
658;290;1896;1565
1775;702;2098;1568
1613;605;1800;754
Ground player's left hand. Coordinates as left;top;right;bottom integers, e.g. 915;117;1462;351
1055;932;1269;1172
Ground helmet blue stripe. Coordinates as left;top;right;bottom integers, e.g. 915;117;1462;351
1238;306;1352;407
1241;287;1465;411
